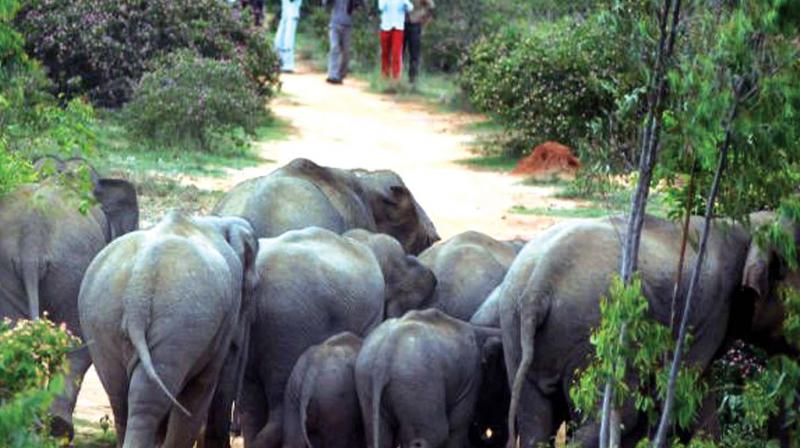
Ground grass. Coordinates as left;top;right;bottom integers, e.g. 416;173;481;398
456;154;518;172
510;204;612;218
73;417;115;448
92;112;289;178
361;70;473;112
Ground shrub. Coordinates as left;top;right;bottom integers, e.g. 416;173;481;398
122;50;265;152
460;13;641;158
0;317;81;447
15;0;281;107
1;0;97;196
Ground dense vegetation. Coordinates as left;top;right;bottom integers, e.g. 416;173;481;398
0;318;81;447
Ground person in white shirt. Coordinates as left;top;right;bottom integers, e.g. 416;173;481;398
275;0;303;72
378;0;413;79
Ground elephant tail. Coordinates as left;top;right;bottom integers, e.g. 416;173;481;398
19;258;45;320
507;294;539;448
123;259;191;417
127;322;191;417
371;357;389;448
298;361;318;448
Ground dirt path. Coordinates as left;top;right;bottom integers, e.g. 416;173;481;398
74;65;575;444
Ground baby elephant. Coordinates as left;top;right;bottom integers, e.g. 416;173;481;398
79;212;258;448
356;309;506;448
282;332;364;448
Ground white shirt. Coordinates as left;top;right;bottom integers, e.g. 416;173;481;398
378;0;413;31
281;0;303;19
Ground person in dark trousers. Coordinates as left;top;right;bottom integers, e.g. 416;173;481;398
403;0;434;83
323;0;363;84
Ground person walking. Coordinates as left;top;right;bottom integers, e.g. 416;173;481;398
378;0;413;79
275;0;303;72
324;0;362;84
403;0;434;83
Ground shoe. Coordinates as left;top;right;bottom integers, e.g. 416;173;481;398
326;78;343;85
281;69;295;74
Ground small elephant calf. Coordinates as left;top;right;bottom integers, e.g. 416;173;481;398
282;332;364;448
355;309;507;448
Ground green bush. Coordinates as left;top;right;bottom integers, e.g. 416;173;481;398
122;50;266;152
460;13;641;158
1;0;98;196
15;0;280;107
0;317;81;447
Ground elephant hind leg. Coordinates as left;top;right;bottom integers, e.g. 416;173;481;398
253;404;284;448
517;381;557;448
239;374;268;445
162;358;226;448
122;362;184;448
50;346;92;440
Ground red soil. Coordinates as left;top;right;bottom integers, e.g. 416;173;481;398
511;141;581;179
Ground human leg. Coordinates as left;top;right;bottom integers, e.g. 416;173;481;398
406;23;422;83
380;30;392;78
390;29;404;79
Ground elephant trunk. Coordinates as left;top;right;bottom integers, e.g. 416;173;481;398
507;302;537;448
20;258;44;320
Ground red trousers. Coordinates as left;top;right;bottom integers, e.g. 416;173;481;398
380;29;404;79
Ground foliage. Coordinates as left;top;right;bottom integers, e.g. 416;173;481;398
460;13;642;158
15;0;280;107
0;0;99;196
122;50;266;152
570;276;706;431
0;317;81;447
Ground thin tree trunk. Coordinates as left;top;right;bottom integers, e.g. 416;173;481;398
598;0;683;446
671;159;698;332
651;82;742;448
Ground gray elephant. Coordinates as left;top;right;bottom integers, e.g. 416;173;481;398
0;170;138;438
282;332;364;448
500;213;800;447
78;212;258;447
355;308;507;448
213;158;440;254
419;231;523;321
239;227;436;447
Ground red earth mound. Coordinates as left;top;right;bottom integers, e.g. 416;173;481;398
511;141;581;179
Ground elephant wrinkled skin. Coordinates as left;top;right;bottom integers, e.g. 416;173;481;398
355;309;508;448
0;176;138;438
213;158;439;254
240;227;436;448
282;332;364;448
78;212;258;448
500;213;800;447
419;231;522;321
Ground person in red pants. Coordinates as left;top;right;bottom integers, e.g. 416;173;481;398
378;0;413;79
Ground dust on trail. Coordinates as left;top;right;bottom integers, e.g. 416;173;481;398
74;65;577;444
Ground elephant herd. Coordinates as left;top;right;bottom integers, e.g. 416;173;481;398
1;155;798;448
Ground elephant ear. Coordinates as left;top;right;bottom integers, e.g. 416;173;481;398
742;243;771;300
93;178;139;241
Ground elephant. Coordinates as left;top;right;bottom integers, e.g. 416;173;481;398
0;168;138;438
499;213;800;447
78;211;259;448
419;231;523;321
355;308;508;448
213;157;440;254
282;332;364;448
239;227;436;448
